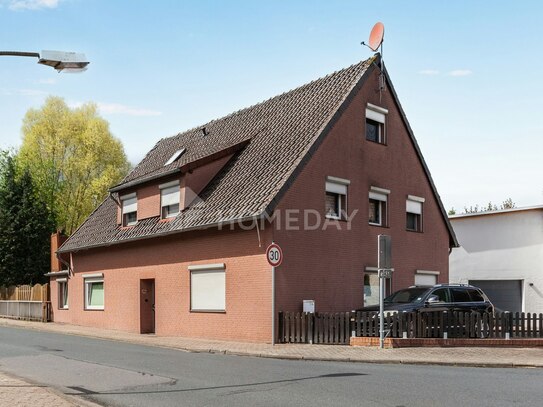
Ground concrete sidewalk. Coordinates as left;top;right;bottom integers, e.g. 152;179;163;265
0;371;82;407
1;318;542;368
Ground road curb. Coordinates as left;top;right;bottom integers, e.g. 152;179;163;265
1;319;542;369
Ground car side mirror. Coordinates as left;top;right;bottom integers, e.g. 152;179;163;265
425;295;439;305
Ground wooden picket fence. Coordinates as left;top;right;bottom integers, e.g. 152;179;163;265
278;310;543;344
353;311;543;339
277;312;351;344
0;283;51;322
0;283;49;301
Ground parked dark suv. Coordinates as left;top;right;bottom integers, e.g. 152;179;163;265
358;284;494;314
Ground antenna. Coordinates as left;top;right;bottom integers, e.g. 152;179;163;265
361;22;386;97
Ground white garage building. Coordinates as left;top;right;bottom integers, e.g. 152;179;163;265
449;205;543;313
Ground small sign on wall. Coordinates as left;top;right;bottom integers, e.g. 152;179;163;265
303;300;315;313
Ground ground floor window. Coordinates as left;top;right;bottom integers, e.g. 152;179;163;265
84;276;104;310
57;279;68;309
189;264;226;312
414;271;438;286
364;273;379;306
364;269;392;306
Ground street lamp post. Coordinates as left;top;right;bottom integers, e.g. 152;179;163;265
0;50;89;72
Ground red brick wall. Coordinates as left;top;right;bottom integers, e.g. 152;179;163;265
50;232;68;272
51;67;450;343
51;226;274;342
273;68;450;313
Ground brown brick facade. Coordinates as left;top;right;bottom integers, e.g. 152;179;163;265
50;63;451;343
272;68;450;314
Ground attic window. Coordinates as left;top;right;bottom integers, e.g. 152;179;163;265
164;148;186;166
366;103;388;144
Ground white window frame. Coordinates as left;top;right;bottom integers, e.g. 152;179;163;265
160;181;180;219
57;278;68;309
189;263;226;312
120;192;137;227
415;270;439;286
366;103;388;144
84;275;104;311
406;195;425;232
164;148;186;166
369;186;390;226
325;176;350;220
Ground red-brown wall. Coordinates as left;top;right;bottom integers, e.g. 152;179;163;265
51;67;450;342
272;68;450;313
51;226;274;342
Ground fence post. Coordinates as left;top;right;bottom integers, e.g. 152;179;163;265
400;312;406;339
442;311;448;339
504;312;511;340
308;313;314;345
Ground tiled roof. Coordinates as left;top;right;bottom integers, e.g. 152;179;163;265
59;57;376;253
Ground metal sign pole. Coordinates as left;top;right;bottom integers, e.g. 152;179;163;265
266;242;282;346
377;235;392;350
271;265;275;346
379;271;385;349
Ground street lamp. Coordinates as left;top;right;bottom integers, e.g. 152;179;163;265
0;50;89;72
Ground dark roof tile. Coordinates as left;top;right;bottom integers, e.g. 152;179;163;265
59;58;376;252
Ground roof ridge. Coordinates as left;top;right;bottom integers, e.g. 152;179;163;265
162;57;376;143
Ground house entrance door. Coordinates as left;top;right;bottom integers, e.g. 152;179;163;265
140;279;155;334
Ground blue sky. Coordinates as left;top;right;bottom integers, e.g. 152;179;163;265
1;0;542;212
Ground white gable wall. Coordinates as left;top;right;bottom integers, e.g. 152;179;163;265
449;208;543;313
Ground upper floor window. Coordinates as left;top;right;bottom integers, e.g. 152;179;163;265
121;193;137;227
369;186;389;226
325;176;350;220
160;181;180;219
365;103;388;144
406;195;425;232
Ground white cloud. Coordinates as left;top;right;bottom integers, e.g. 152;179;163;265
1;88;48;96
69;101;163;117
97;103;162;117
6;0;60;10
448;69;473;77
38;78;57;85
17;88;48;96
419;69;439;76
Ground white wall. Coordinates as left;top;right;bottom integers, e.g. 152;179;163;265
449;209;543;313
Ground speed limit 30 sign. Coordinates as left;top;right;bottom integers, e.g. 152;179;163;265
266;243;283;267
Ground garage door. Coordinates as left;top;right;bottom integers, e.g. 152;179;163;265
469;280;522;312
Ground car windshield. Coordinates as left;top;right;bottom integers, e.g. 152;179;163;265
384;288;429;304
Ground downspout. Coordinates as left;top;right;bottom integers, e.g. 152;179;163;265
56;253;72;276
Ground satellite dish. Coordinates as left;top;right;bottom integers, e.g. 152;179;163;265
368;22;384;51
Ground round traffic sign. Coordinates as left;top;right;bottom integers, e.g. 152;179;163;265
266;243;283;267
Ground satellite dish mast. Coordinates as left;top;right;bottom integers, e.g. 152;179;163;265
361;22;386;94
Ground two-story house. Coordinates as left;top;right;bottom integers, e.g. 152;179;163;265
48;54;457;342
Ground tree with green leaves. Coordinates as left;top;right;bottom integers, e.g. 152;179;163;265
17;96;130;234
0;152;55;286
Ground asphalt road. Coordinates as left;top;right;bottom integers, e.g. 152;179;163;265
0;326;541;407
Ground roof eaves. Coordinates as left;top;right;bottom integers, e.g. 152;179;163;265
57;212;266;254
109;168;181;193
449;205;543;219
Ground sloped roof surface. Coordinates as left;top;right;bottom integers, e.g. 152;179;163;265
59;57;375;252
